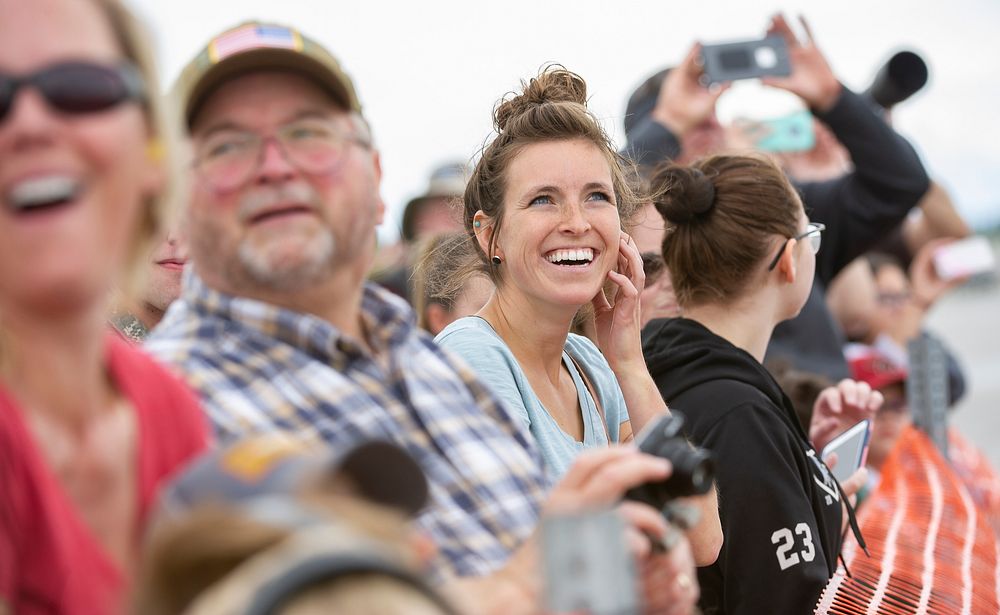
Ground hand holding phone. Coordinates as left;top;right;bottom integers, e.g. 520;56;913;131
700;35;791;85
932;236;996;281
753;110;816;152
821;419;872;484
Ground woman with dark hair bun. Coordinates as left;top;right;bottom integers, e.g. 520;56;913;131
642;154;881;615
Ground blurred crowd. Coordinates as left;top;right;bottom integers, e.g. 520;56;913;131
0;1;993;614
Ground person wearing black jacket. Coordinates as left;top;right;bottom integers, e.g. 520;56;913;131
624;14;930;384
641;155;880;615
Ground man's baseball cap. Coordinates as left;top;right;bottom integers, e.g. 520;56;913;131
173;20;362;128
159;434;429;518
848;346;908;391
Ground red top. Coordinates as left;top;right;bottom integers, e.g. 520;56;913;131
0;333;210;614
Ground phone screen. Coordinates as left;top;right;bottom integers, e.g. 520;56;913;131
755;111;816;152
700;35;791;84
932;236;996;280
821;419;872;483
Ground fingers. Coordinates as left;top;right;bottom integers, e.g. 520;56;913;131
840;466;869;497
798;14;816;44
824;451;840;470
556;447;641;490
590;285;612;313
619;232;645;288
867;390;884;413
768;13;797;46
837;378;878;420
619;500;671;545
810;417;839;452
680;43;703;78
814;386;842;416
607;270;639;301
639;539;699;615
837;378;866;408
548;448;672;512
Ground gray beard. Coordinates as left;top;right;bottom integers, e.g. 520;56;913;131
236;230;336;292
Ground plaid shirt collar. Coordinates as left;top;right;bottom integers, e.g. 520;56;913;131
181;268;411;366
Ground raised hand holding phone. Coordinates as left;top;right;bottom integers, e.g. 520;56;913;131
821;419;872;483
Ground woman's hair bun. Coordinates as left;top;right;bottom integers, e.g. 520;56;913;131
494;66;588;132
650;164;717;224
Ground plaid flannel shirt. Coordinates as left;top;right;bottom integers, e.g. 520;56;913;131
146;271;549;578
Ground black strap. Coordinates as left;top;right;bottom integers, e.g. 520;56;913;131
836;477;870;560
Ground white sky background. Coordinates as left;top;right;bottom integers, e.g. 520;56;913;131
129;0;1000;239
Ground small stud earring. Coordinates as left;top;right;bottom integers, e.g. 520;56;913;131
491;255;502;266
474;220;481;228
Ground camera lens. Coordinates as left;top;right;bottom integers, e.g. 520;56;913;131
625;415;716;510
663;443;715;498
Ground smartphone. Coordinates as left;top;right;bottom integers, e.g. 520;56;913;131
541;511;639;614
932;236;996;281
700;35;791;85
754;111;816;152
821;419;872;483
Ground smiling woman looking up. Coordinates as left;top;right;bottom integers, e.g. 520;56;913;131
434;67;720;570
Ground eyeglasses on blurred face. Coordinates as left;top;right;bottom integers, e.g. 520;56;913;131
192;116;369;191
0;61;145;124
767;222;825;271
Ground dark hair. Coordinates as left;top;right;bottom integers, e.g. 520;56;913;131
766;358;832;431
865;251;905;278
463;66;639;284
624;67;670;138
649;154;801;307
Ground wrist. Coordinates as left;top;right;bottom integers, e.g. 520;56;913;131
609;357;651;380
650;105;689;138
810;79;843;113
494;544;541;611
447;560;539;615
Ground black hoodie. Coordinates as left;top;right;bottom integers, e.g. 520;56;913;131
642;317;843;615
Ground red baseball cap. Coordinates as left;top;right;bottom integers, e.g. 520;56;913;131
848;346;908;390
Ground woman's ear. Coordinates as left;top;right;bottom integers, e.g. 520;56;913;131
776;238;798;283
473;210;493;255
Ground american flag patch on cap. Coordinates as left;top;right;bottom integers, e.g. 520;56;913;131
209;24;302;63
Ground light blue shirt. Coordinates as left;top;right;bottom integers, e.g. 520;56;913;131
436;316;628;480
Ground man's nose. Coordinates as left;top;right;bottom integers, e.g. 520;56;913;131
255;138;297;183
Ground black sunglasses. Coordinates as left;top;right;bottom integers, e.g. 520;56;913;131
0;61;146;123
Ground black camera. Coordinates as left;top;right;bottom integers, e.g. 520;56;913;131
864;50;929;111
625;414;714;509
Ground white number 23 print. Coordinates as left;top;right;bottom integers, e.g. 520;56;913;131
771;523;816;571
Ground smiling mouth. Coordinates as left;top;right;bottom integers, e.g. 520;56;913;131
248;205;315;225
5;176;82;215
546;248;595;266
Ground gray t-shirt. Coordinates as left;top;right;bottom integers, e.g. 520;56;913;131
436;316;628;480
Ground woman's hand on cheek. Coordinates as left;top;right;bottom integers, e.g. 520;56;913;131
592;233;646;370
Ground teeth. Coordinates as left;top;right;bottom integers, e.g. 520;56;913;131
546;248;594;264
7;176;81;210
